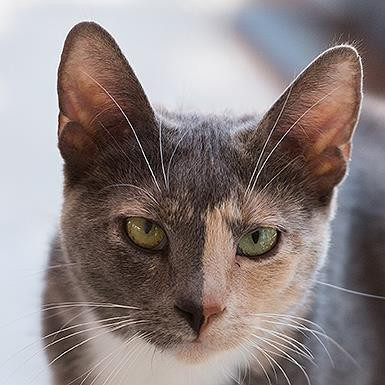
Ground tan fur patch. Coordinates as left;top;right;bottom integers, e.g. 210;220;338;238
202;205;235;308
199;195;325;363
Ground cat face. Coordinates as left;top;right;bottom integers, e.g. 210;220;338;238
57;22;362;363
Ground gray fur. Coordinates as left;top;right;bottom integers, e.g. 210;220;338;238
43;22;384;385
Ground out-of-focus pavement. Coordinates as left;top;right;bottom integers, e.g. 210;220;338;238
0;1;279;383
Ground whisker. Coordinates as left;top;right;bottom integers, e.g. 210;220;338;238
265;349;312;385
45;316;137;343
67;339;126;385
99;183;158;205
248;86;341;196
255;313;327;334
241;340;272;385
157;115;168;189
166;128;191;190
253;333;303;364
235;351;242;385
238;346;251;385
6;319;145;384
98;121;135;167
0;308;99;372
104;331;154;385
0;303;78;332
0;301;138;330
100;335;140;385
256;326;314;361
117;331;156;385
255;316;334;366
89;105;115;127
265;325;314;358
7;263;80;281
259;317;354;368
42;301;140;311
81;71;161;192
316;280;385;300
79;331;145;385
89;331;144;385
258;156;301;194
52;307;96;342
245;85;293;196
222;363;243;385
30;319;145;384
243;337;278;381
37;262;79;273
43;319;147;353
252;343;292;385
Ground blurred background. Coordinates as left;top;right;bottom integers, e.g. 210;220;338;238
0;0;383;383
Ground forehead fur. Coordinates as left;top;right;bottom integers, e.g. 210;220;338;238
81;109;297;199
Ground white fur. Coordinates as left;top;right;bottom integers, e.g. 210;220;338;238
87;328;245;385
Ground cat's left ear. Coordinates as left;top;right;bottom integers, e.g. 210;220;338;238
244;45;362;201
57;22;156;167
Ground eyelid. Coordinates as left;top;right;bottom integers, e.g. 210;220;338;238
114;213;160;226
241;223;286;236
274;225;287;233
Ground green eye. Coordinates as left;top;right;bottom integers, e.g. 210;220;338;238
125;217;166;250
237;227;278;258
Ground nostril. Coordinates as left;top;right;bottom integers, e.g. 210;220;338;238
174;304;193;324
174;301;204;334
174;299;226;335
203;304;226;320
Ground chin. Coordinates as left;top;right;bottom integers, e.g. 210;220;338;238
171;336;239;364
172;343;216;363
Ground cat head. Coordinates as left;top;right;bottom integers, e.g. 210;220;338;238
57;22;362;363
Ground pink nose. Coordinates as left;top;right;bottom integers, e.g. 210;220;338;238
200;304;226;334
174;300;225;335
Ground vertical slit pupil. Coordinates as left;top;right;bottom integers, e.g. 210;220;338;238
144;220;153;234
251;230;260;243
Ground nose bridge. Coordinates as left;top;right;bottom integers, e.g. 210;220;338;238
202;206;233;306
171;204;235;334
170;222;206;303
174;265;203;304
171;206;233;301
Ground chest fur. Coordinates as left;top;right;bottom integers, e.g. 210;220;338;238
87;330;242;385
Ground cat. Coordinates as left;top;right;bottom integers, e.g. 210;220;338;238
43;22;385;385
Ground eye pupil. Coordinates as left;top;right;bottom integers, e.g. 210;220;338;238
251;230;260;243
144;220;152;234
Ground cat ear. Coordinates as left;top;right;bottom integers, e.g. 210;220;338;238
253;45;362;200
57;22;155;166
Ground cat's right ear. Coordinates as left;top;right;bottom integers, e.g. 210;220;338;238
238;45;362;203
57;22;155;168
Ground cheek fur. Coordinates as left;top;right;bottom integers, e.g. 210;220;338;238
195;199;331;342
223;211;331;332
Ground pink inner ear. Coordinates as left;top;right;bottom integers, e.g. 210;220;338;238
309;114;351;157
299;105;357;181
261;46;362;194
59;71;105;129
